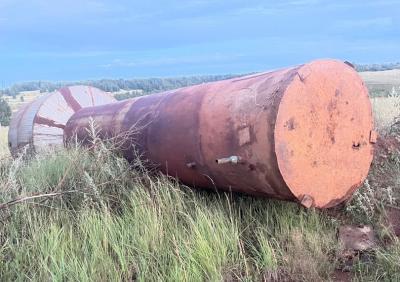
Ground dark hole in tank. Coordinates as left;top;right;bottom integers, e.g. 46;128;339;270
248;164;256;171
352;142;361;149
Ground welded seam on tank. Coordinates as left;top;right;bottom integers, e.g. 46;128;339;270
271;67;303;200
117;92;174;161
247;68;301;199
111;99;135;137
122;98;162;148
196;85;220;189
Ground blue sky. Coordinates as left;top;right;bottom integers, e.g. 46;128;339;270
0;0;399;86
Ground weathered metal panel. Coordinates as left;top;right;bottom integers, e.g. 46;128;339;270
33;91;76;152
64;60;375;208
8;86;116;156
8;93;51;155
8;103;28;150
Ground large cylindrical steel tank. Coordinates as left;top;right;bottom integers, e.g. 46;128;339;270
64;60;375;208
8;86;116;156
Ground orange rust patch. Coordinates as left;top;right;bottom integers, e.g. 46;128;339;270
238;126;251;146
275;60;374;208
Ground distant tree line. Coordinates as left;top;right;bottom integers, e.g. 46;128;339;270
114;91;146;101
355;62;400;72
0;98;11;126
3;62;400;98
0;74;241;97
3;62;400;97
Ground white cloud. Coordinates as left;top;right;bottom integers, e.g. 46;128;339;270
335;17;393;29
282;0;321;6
0;0;125;26
99;53;246;69
231;0;321;16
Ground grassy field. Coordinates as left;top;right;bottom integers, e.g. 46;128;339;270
3;90;42;112
0;126;8;156
0;137;343;281
360;69;400;98
1;121;399;281
0;73;400;281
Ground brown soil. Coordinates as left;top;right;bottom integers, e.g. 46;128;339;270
331;270;352;282
384;206;400;237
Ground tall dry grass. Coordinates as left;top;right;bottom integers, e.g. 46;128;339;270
0;128;340;281
0;97;400;281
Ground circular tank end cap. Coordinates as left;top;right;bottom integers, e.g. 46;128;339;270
8;85;116;157
275;59;374;208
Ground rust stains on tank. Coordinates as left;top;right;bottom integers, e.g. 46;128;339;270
64;59;375;208
274;60;374;208
34;116;66;129
284;118;296;131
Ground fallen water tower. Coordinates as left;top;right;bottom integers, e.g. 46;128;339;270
9;59;376;208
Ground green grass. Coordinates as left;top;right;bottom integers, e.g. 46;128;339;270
1;75;400;281
0;138;342;281
353;239;400;281
0;135;398;281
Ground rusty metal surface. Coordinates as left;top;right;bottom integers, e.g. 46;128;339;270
274;60;374;207
64;59;374;208
9;86;116;156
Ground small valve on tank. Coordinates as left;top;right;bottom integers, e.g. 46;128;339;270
215;156;242;165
